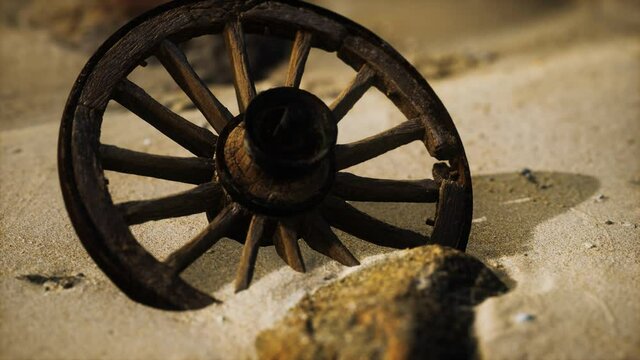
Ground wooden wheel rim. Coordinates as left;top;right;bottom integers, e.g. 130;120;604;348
58;0;473;310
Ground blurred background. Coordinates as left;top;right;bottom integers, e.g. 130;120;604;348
1;0;638;131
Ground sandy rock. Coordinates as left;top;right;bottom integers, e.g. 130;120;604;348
256;246;506;360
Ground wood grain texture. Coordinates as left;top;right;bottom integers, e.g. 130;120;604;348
70;106;216;310
156;39;231;133
243;2;347;51
117;182;223;225
321;196;429;249
285;31;312;88
274;220;305;272
338;35;461;159
330;64;376;122
335;118;424;170
333;173;439;203
224;20;256;112
303;213;359;266
221;123;333;215
432;162;452;183
430;180;468;249
113;79;217;157
235;215;267;292
100;144;214;184
165;203;244;274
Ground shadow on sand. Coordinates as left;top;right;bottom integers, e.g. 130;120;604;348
182;171;599;294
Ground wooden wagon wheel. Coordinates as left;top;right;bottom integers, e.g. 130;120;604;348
58;0;473;310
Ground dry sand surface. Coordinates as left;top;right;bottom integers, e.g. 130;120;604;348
1;1;639;359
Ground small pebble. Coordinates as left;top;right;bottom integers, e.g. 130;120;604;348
514;312;535;323
520;168;538;184
583;242;596;249
502;197;532;205
323;274;337;281
472;216;487;224
604;220;614;225
593;194;608;203
622;222;638;229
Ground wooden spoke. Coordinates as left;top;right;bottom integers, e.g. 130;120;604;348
235;215;267;292
274;220;305;272
156;39;232;133
335;118;424;170
330;64;376;122
321;196;429;249
165;203;244;274
100;144;214;184
224;20;256;112
333;173;439;203
116;182;223;225
303;213;359;267
285;31;313;88
112;80;217;157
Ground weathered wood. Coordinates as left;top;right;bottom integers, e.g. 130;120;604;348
68;106;217;310
235;215;267;292
156;39;231;133
430;180;468;249
335;118;424;170
285;31;312;88
321;196;429;249
330;64;376;122
100;144;214;184
165;203;244;274
338;35;460;160
432;162;452;183
243;2;347;51
220;121;334;216
423;123;460;161
274;220;306;272
117;182;223;225
333;173;439;203
224;20;256;112
60;0;473;307
112;80;217;157
303;213;359;266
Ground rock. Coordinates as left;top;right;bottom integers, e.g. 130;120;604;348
514;312;536;323
593;194;608;203
520;168;539;185
472;216;488;223
256;246;507;360
17;273;85;291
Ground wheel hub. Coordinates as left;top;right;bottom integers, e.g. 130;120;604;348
215;87;338;216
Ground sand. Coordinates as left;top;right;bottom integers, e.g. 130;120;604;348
1;1;639;359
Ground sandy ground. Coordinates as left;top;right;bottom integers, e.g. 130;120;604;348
1;1;639;359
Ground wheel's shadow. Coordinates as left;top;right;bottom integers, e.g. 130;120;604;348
182;171;599;295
